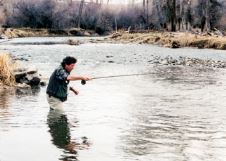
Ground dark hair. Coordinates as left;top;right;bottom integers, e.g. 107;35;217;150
61;56;77;68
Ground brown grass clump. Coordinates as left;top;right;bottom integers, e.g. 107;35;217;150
109;31;226;50
1;28;50;38
112;32;161;44
0;53;16;86
207;37;226;50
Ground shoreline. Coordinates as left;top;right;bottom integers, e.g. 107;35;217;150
0;28;226;50
0;27;100;39
107;31;226;50
1;28;226;50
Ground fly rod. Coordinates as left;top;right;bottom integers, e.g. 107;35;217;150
81;72;155;85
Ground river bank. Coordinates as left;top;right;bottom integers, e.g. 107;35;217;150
1;28;226;50
108;31;226;50
0;53;46;88
0;27;98;39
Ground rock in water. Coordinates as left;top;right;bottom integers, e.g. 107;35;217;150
28;77;40;86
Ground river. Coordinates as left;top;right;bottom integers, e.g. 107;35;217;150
1;37;226;161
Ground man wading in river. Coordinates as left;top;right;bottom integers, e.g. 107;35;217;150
46;56;91;110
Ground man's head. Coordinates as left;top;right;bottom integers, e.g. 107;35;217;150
61;56;77;72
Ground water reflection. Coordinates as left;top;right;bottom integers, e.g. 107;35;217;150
15;86;41;97
0;88;14;108
47;109;78;161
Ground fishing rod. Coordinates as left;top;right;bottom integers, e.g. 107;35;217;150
81;72;155;85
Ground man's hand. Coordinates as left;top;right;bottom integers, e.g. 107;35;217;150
81;77;92;85
69;87;79;95
82;76;92;81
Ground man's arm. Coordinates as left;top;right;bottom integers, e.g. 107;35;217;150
67;76;91;81
69;87;79;95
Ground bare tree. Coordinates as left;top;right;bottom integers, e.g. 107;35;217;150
143;0;145;11
167;0;176;31
130;0;135;6
4;0;226;32
6;0;56;28
154;0;165;29
128;0;135;8
146;0;149;26
185;0;192;31
171;0;176;31
114;16;117;32
196;0;223;32
0;0;3;6
205;0;210;32
78;0;85;28
82;3;99;29
178;0;191;31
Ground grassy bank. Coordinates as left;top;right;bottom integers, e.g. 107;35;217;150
1;27;226;50
0;28;97;38
109;31;226;50
0;53;16;86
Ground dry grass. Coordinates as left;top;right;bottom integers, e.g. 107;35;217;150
0;53;17;86
0;28;50;38
111;32;161;44
174;33;226;49
110;31;226;50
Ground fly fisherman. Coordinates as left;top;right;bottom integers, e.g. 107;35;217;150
46;56;91;110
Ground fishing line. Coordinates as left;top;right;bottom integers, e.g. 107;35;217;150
81;72;155;85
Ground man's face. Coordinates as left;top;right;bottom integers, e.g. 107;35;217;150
65;63;75;72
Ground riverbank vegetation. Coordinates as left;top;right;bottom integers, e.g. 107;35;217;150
0;53;16;86
1;0;226;34
0;27;95;38
109;31;226;50
0;0;226;50
0;53;46;87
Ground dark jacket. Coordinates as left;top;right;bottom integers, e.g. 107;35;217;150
46;66;70;102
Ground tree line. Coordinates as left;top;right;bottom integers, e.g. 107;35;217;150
4;0;226;34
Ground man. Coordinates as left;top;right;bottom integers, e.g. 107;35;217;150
46;56;91;110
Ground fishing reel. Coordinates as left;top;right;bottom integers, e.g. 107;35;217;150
81;80;86;85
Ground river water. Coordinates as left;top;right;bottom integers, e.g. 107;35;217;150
1;37;226;161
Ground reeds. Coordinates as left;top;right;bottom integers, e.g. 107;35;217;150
0;53;16;86
111;31;226;50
